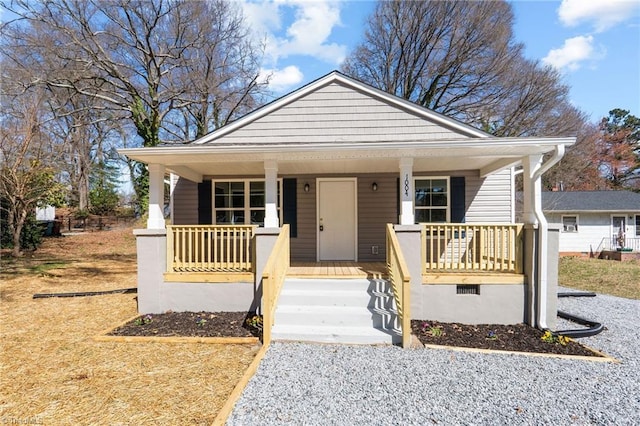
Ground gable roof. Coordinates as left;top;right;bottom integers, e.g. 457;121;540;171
542;191;640;212
120;71;575;182
190;70;492;145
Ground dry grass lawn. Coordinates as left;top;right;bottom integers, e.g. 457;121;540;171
0;228;258;425
559;257;640;299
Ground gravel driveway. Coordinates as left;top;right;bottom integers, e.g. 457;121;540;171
228;289;640;425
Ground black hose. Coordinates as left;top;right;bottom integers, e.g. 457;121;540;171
558;291;596;298
33;288;137;299
555;291;604;338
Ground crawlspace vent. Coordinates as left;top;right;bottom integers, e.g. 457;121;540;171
456;284;480;295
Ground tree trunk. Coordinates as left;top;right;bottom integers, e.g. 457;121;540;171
11;210;27;257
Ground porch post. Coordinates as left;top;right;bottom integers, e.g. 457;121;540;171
264;160;279;228
399;158;415;225
147;163;166;229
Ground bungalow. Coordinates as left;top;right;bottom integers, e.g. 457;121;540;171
120;71;575;346
542;191;640;256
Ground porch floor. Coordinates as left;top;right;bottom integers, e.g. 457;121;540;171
288;262;387;279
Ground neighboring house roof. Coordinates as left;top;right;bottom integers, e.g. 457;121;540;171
542;191;640;213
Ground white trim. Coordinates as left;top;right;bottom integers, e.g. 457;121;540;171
211;178;283;226
414;176;451;223
316;177;358;262
121;137;576;159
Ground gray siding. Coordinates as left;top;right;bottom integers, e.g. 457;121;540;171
287;174;397;262
465;169;513;223
358;175;397;262
172;177;198;225
412;169;513;224
216;82;469;145
289;178;317;261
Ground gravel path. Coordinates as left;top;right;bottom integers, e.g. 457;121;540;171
228;290;640;425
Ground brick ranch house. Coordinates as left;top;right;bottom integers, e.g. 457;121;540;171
120;71;575;346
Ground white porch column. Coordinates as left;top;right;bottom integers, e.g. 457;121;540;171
264;160;279;228
399;158;415;225
147;163;166;229
521;154;543;225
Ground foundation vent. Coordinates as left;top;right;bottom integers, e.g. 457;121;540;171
456;284;480;295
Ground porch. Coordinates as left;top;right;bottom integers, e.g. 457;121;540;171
162;223;524;282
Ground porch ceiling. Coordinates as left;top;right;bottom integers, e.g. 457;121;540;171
120;137;575;182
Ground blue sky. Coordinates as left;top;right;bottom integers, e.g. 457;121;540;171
242;0;640;123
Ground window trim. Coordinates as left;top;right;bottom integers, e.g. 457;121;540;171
561;215;579;233
413;176;450;223
635;215;640;237
212;178;283;226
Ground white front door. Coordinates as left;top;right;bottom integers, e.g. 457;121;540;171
317;178;357;261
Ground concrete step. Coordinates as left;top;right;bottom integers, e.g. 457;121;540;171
275;304;396;328
270;324;401;345
271;278;399;345
277;278;394;308
283;278;391;292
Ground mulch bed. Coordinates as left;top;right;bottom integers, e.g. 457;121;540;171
108;311;261;338
411;320;602;357
108;312;601;357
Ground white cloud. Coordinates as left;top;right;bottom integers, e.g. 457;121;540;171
241;0;347;66
259;65;305;92
542;35;606;71
558;0;640;32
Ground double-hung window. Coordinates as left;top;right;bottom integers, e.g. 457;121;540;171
414;177;449;223
213;180;281;225
636;215;640;237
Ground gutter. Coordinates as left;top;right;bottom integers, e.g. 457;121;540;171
531;145;565;329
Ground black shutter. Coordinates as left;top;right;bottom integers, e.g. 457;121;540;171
283;178;297;237
197;180;212;224
396;177;401;223
450;176;465;223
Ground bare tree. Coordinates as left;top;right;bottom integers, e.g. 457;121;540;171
165;0;265;140
2;0;266;211
341;0;585;138
0;84;65;256
544;122;610;191
476;57;586;137
342;1;521;119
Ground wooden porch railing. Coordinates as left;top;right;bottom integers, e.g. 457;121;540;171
262;225;290;346
166;225;257;272
421;223;524;274
386;224;412;348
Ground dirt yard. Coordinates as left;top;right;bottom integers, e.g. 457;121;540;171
0;228;258;425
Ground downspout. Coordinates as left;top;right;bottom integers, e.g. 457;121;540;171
531;145;565;329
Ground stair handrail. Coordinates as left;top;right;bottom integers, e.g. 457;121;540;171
386;223;412;348
262;225;290;346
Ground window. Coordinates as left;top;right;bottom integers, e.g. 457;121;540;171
636;215;640;237
562;215;578;232
414;178;449;223
213;179;281;225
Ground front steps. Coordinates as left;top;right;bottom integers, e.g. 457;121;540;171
271;278;401;345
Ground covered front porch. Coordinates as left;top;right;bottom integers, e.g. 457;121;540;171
120;72;575;346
